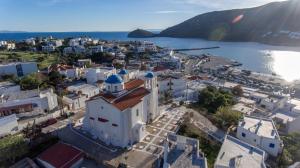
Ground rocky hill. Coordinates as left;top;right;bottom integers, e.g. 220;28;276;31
159;0;300;46
128;29;156;38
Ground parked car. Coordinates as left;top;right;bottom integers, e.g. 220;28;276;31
41;118;57;128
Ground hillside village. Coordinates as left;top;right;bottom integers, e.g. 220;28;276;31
0;36;300;168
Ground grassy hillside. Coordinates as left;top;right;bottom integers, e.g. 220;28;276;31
0;51;59;70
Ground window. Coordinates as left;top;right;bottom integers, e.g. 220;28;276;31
101;106;104;110
112;123;118;127
114;86;118;92
108;85;111;90
98;117;109;122
242;133;246;137
136;109;139;117
269;143;275;148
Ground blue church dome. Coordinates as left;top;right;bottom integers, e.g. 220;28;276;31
105;74;123;84
118;69;128;75
145;72;154;78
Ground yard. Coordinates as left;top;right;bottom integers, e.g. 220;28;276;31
0;51;59;70
177;114;221;168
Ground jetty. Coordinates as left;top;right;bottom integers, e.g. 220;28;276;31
173;46;220;52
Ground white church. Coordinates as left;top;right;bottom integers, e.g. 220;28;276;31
83;69;159;147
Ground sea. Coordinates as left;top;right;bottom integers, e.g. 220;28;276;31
1;31;300;82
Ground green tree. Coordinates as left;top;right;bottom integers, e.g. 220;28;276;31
232;85;243;97
48;71;65;86
213;106;242;129
198;86;234;113
278;133;300;167
0;74;17;82
0;135;28;163
19;73;47;90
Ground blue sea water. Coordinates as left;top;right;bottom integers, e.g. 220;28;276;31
1;31;300;82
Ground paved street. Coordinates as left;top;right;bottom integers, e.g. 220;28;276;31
133;105;186;156
50;105;223;167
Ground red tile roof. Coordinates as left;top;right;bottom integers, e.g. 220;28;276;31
88;79;149;111
124;79;144;91
187;76;210;80
113;87;150;111
153;66;169;72
38;142;84;168
49;64;73;72
98;92;116;102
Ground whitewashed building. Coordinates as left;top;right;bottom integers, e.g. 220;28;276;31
63;46;86;55
77;59;92;67
25;38;36;46
63;83;100;111
143;41;157;52
163;134;207;168
0;82;20;95
48;64;80;79
260;96;288;111
83;71;159;147
237;116;283;157
157;75;187;99
215;135;266;168
86;67;116;84
6;42;15;50
67;83;100;98
0;62;38;77
63;93;86;111
0;114;19;137
0;89;58;118
42;45;56;52
88;45;103;54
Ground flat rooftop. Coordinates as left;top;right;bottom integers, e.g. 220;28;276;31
290;99;300;112
4;89;39;101
67;83;98;92
238;97;256;105
65;93;80;99
0;62;36;66
232;103;254;115
272;112;297;124
215;135;266;168
250;92;269;99
165;134;207;168
239;116;279;139
0;81;18;89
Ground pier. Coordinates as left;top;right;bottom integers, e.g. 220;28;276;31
173;46;220;52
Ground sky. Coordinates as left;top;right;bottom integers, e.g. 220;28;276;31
0;0;286;32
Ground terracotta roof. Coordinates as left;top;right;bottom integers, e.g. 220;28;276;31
153;66;169;72
0;103;33;112
98;92;116;102
187;76;210;80
38;142;84;168
124;79;144;91
49;64;73;72
113;87;150;111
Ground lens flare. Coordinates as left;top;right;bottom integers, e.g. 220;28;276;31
232;14;244;24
